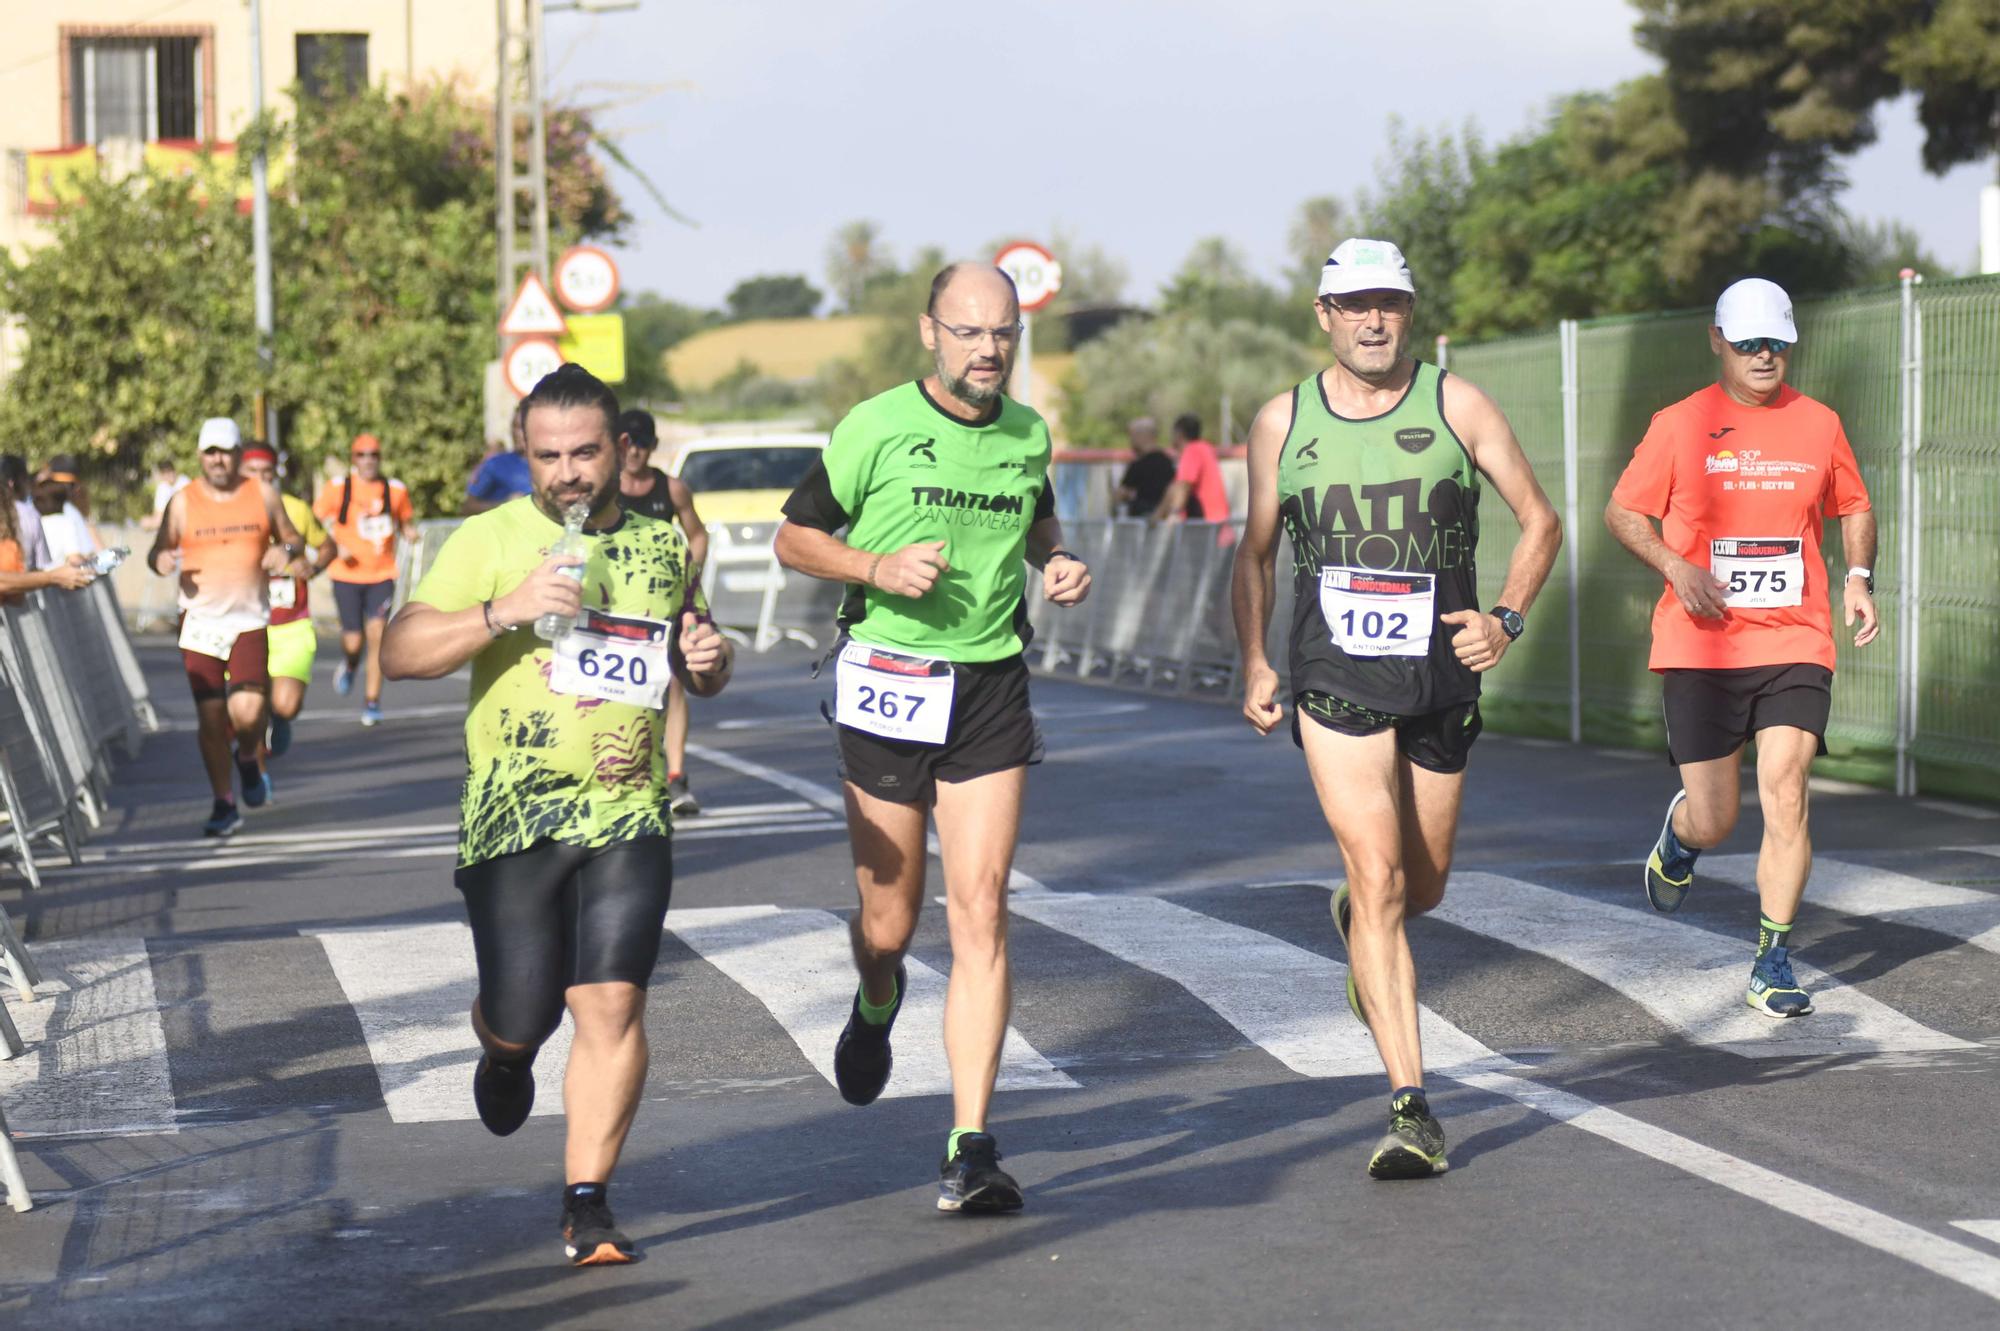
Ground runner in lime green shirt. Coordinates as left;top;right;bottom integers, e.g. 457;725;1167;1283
775;262;1092;1215
382;364;733;1267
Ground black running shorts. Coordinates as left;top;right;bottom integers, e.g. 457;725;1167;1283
333;578;396;633
836;653;1043;805
453;836;674;1048
1661;663;1831;766
1292;690;1483;775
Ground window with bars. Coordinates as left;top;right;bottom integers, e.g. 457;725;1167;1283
68;35;201;145
296;34;369;100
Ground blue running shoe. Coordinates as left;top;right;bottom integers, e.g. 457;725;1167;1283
361;702;383;728
1645;790;1697;913
241;770;272;809
201;800;241;838
1747;945;1813;1018
268;714;293;759
334;660;355;696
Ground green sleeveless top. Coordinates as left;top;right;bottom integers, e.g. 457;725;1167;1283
1277;360;1481;714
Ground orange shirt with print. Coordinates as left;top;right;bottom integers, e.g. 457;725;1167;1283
1611;384;1871;673
179;480;273;628
315;476;413;585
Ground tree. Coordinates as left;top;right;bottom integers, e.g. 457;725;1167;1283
1889;0;2000;173
1347;121;1483;346
620;291;719;403
814;246;947;423
723;273;823;322
1286;196;1350;306
1058;316;1322;450
0;77;627;517
1158;236;1291;331
826;220;893;313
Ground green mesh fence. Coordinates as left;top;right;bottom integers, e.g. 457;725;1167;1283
1448;274;2000;800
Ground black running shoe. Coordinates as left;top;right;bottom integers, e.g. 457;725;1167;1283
833;963;905;1107
1367;1091;1449;1180
562;1193;636;1266
937;1132;1025;1214
472;1054;535;1137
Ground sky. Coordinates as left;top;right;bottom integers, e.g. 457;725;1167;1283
545;0;1995;312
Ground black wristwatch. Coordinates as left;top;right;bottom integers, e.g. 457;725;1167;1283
1491;605;1524;640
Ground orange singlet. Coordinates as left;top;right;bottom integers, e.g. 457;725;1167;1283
178;479;273;634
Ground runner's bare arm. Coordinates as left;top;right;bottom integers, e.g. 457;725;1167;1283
381;555;583;679
1026;516;1090;607
774;521;948;599
1840;507;1880;647
259;479;307;575
668;477;709;571
1445;375;1562;617
1152;476;1190;525
146;490;183;576
1603;501;1728;619
673;610;733;698
1231;392;1292;734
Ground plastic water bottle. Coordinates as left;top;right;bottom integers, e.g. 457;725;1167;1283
90;546;130;576
535;503;591;641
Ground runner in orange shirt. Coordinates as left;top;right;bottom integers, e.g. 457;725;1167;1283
1605;278;1879;1019
147;417;308;836
316;433;418;727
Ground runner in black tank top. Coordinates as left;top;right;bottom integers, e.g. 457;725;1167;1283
1232;238;1563;1181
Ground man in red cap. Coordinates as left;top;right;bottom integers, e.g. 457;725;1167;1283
315;433;418;726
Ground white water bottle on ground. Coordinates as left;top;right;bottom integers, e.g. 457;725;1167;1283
535;504;591;641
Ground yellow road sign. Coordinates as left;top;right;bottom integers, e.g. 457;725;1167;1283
558;313;626;383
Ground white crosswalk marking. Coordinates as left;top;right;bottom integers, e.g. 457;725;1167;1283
310;922;574;1124
1704;854;2000;957
1009;891;1493;1074
1436;872;1975;1057
665;905;1076;1096
0;939;176;1138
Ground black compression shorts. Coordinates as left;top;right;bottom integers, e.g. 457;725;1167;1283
453;836;674;1048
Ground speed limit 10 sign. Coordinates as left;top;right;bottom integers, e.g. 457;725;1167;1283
994;241;1062;313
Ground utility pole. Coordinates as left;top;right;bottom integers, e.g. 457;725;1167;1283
494;0;552;358
249;0;276;447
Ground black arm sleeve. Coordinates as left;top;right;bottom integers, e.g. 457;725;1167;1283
780;458;850;533
1033;475;1055;523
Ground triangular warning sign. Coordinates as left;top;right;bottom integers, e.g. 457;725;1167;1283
500;272;568;337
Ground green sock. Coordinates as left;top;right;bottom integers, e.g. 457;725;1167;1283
856;974;899;1026
1756;915;1793;958
946;1127;981;1160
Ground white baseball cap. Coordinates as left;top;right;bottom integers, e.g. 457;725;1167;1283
1714;278;1797;344
1318;238;1417;298
197;417;243;451
197;415;242;451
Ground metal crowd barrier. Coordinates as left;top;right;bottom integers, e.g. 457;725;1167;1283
0;579;157;1210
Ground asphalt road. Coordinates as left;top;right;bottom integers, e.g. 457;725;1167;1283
2;635;1998;1329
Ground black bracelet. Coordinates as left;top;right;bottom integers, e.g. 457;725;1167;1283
1046;549;1079;565
482;599;505;637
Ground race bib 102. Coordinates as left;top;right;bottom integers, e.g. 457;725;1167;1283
1711;537;1804;609
550;608;672;708
1318;567;1434;659
834;643;954;744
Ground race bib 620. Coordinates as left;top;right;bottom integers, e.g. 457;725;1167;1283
550;609;672;708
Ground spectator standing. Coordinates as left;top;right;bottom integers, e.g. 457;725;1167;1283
1114;416;1175;518
143;460;191;531
34;455;100;563
464;402;533;515
0;492;93;601
0;456;53;570
1153;412;1232;525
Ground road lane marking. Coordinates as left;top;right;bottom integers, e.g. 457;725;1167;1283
1436;872;1974;1057
687;741;1050;893
310;922;573;1124
0;939;176;1138
1953;1221;2000;1244
665;905;1075;1097
1009;891;1489;1075
1705;855;2000;957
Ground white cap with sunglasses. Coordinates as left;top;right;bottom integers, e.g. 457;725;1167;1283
197;417;243;451
1714;278;1797;346
1318;238;1417;298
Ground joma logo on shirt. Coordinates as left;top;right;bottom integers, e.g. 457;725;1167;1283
909;486;1025;515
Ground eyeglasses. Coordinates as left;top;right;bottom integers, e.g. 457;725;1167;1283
1322;294;1414;321
929;316;1023;345
1729;337;1791;357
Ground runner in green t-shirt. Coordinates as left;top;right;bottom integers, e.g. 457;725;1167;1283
775;262;1091;1214
382;364;732;1267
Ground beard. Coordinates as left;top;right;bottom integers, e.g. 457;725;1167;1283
935;345;1007;406
534;470;618;526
